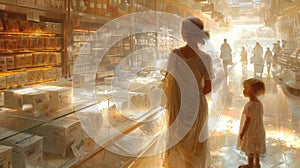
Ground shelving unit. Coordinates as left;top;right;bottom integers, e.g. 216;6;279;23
0;0;222;167
0;2;66;90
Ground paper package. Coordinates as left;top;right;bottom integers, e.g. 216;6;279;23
4;88;49;113
35;85;72;112
28;117;82;156
0;128;43;168
0;145;12;168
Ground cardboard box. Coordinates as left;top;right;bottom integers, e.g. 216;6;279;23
43;68;57;81
0;75;6;89
35;85;72;112
5;57;14;70
14;54;25;68
24;54;32;67
4;88;49;113
22;90;49;113
29;117;82;156
4;88;28;110
0;56;7;71
5;74;15;88
0;145;13;168
0;128;43;168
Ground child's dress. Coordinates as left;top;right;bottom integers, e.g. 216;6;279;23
237;101;266;155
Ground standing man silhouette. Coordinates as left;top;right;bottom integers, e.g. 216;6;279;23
220;39;232;75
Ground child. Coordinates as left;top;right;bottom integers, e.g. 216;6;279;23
238;78;266;168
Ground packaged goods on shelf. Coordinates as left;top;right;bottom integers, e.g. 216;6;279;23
56;37;62;50
0;75;6;89
14;73;23;86
5;56;14;69
28;117;82;157
34;85;72;112
43;68;57;81
55;67;63;79
17;0;35;6
0;40;5;50
0;127;43;168
4;88;49;113
4;88;29;110
27;69;44;83
4;73;15;88
24;54;33;67
32;53;43;66
0;56;6;71
22;90;50;113
14;54;26;68
0;145;12;168
1;71;27;88
46;38;57;50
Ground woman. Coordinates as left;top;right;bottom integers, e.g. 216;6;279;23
163;16;213;168
240;46;248;70
251;42;264;77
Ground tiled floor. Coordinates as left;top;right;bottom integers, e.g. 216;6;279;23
130;62;300;168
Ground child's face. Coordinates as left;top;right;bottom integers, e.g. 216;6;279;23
243;86;251;97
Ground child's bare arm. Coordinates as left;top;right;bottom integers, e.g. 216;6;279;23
240;116;251;140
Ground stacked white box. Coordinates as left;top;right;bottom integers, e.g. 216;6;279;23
28;117;82;156
4;88;32;111
0;128;43;168
34;85;72;112
22;90;49;113
0;145;12;168
4;88;49;113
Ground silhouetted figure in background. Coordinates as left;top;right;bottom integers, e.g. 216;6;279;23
240;46;248;71
220;39;232;75
264;47;273;76
251;42;264;77
272;41;282;62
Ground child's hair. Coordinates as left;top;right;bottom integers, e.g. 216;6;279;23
243;78;265;96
